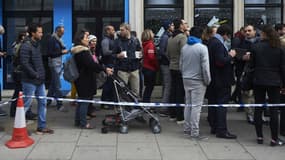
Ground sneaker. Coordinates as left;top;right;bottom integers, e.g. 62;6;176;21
191;134;209;141
57;106;68;112
270;138;285;147
169;117;176;122
0;108;7;116
176;120;185;125
36;128;54;135
184;130;191;136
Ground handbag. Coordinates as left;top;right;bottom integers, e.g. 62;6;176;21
96;71;107;89
240;63;254;91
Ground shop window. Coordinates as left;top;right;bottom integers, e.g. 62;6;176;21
244;0;283;27
194;0;233;27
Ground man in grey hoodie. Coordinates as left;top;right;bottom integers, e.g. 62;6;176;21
180;26;211;139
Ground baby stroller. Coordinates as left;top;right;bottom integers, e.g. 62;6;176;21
101;75;161;134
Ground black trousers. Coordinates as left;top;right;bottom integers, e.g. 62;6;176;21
280;94;285;134
168;70;184;121
254;85;279;140
208;86;231;135
10;72;22;117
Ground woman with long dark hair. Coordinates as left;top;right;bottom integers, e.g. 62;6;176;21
250;25;285;146
71;31;113;129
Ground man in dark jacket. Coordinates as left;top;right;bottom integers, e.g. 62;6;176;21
46;25;68;112
158;20;174;116
20;23;54;135
114;23;141;96
207;24;237;139
101;25;116;109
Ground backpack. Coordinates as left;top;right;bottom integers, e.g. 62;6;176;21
63;55;79;82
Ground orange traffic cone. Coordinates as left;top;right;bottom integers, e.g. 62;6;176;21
6;91;34;149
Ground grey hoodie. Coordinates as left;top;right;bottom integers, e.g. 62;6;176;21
180;36;211;85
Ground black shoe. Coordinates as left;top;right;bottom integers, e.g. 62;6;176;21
0;108;7;116
270;138;284;146
26;112;37;120
216;132;237;139
210;129;216;135
257;137;263;144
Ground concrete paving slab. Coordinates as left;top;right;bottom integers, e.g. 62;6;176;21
160;146;207;160
118;131;156;143
39;129;81;142
0;134;40;160
78;130;117;146
27;142;76;160
155;133;197;147
244;145;285;160
117;142;161;160
71;146;116;160
199;142;254;160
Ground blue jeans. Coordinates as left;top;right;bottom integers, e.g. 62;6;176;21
75;98;90;127
47;65;63;106
22;82;47;129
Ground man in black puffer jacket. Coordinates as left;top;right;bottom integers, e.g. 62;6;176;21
20;23;54;135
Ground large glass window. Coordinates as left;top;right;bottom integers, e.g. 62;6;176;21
74;0;124;11
73;0;124;41
144;0;183;35
5;0;53;11
194;0;233;27
3;0;53;88
244;0;283;27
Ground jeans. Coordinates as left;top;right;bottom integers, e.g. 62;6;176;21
183;79;206;136
142;68;156;102
47;65;63;106
160;65;171;103
254;85;279;140
75;97;90;127
22;82;47;129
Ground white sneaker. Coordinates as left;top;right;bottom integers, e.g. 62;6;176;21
191;134;209;141
176;120;185;125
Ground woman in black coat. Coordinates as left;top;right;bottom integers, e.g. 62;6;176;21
71;31;113;129
250;25;285;146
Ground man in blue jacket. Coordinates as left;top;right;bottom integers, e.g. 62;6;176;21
46;26;68;112
207;24;237;139
20;23;54;135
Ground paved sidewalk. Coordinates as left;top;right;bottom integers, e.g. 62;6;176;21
0;87;285;160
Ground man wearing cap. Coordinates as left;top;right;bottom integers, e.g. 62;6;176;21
46;25;68;112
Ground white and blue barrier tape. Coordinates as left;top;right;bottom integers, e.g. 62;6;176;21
1;95;285;108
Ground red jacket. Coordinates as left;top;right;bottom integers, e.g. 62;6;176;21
142;40;159;71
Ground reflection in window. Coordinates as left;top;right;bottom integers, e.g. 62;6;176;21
244;0;282;28
5;0;53;11
245;8;281;26
73;18;96;36
194;0;233;27
195;0;232;5
195;8;232;27
145;0;183;5
74;0;123;11
245;0;281;4
145;8;182;34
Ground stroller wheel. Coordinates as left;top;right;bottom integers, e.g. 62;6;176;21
149;118;161;134
101;127;108;134
120;125;128;134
